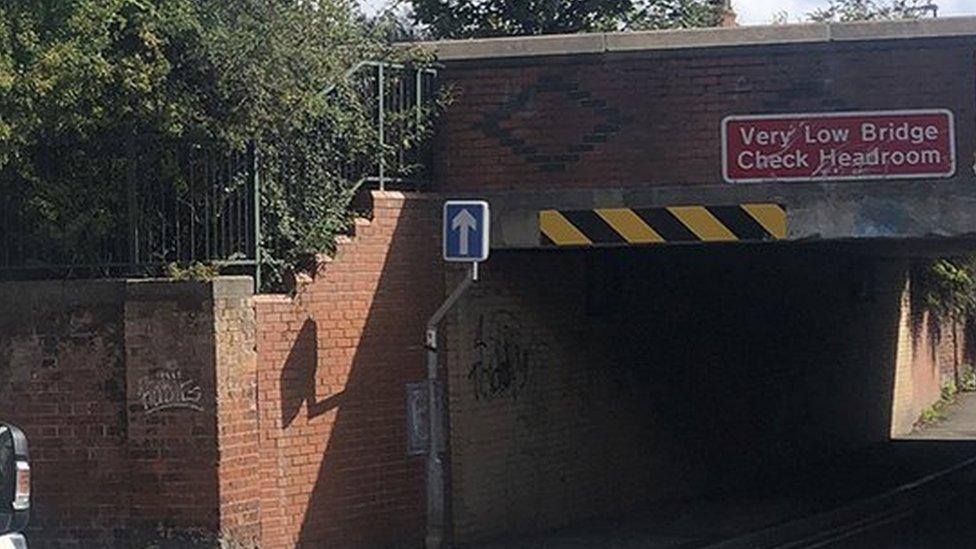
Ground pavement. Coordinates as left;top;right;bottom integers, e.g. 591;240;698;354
903;392;976;440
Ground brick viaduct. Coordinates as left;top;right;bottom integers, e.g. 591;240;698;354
2;16;976;549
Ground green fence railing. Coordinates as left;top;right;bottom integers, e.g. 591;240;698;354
0;63;437;283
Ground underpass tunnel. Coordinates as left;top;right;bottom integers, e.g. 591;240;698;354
444;241;923;544
425;20;976;545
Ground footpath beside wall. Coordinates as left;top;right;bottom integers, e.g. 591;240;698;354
0;277;257;547
254;191;442;548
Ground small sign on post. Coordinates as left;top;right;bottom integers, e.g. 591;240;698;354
443;201;490;262
423;199;489;548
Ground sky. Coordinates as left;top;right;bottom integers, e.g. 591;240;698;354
360;0;975;26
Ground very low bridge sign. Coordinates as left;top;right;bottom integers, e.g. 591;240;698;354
722;109;955;183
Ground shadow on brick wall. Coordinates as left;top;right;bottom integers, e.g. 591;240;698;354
299;207;436;547
258;195;439;548
280;319;344;428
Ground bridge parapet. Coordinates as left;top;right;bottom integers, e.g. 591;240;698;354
419;17;976;249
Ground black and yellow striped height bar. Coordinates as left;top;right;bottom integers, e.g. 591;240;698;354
540;204;786;247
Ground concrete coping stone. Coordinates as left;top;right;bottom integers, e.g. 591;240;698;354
123;276;256;300
371;190;438;200
410;16;976;60
212;276;255;298
253;294;293;303
124;278;214;302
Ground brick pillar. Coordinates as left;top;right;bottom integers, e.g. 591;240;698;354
214;278;261;545
124;277;260;546
124;280;221;543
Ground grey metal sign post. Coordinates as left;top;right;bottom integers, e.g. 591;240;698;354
425;201;489;549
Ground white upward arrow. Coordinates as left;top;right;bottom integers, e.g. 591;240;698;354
452;208;478;255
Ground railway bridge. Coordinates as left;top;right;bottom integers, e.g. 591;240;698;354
12;15;976;549
412;16;976;546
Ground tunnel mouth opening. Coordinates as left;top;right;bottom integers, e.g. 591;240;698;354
452;240;976;546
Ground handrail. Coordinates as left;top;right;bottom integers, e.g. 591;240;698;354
317;60;438;191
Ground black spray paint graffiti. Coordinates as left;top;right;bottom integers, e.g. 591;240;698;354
467;311;537;400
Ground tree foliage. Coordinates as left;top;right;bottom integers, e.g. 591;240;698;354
808;0;937;22
918;256;976;390
1;0;382;166
368;5;429;42
921;258;976;321
1;0;430;288
409;0;725;39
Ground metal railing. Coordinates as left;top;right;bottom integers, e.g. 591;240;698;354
0;136;258;277
334;61;438;190
0;62;437;283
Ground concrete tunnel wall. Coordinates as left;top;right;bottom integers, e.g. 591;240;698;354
445;243;909;544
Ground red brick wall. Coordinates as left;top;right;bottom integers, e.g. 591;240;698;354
0;278;259;547
0;281;130;545
124;281;221;541
214;280;261;546
0;195;444;549
934;316;972;386
255;191;442;548
446;246;909;543
433;37;975;191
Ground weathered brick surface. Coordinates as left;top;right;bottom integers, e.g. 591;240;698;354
214;279;261;547
255;191;442;548
934;315;973;387
445;246;913;543
0;278;258;547
0;281;129;546
124;281;220;540
433;37;976;191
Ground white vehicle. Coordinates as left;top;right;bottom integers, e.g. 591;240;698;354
0;424;29;549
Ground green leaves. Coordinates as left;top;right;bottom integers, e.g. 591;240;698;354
409;0;723;38
2;0;436;289
808;0;937;22
920;257;976;320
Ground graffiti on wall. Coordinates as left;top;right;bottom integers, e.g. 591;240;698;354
468;311;539;400
138;367;203;414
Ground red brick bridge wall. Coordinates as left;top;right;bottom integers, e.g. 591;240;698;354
0;278;259;547
432;35;975;192
254;192;442;548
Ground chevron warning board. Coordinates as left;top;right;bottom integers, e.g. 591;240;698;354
540;204;786;247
